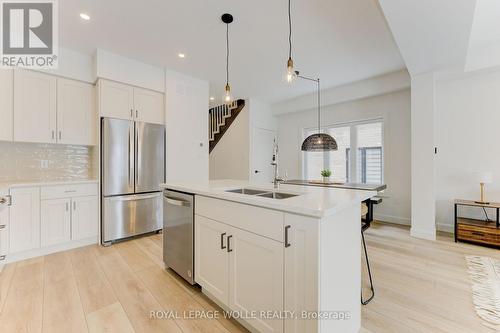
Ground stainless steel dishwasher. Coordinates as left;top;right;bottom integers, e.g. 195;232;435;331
163;189;195;285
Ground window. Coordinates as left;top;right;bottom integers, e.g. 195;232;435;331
302;120;383;184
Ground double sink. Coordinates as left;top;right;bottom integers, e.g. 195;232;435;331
226;188;299;200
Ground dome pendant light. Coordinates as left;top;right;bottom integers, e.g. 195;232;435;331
298;72;338;152
285;0;296;84
221;13;233;104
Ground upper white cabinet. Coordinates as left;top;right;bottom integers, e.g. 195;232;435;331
13;70;96;146
57;79;96;145
9;187;40;253
99;79;164;124
0;69;13;142
14;70;57;144
99;79;134;120
133;87;164;124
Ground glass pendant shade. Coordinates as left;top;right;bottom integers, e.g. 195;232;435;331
301;133;338;151
224;83;232;104
285;58;296;84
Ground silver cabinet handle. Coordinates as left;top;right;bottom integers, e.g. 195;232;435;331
220;232;226;249
0;255;6;261
52;130;55;140
285;225;291;248
136;110;138;118
227;235;233;252
66;202;69;211
165;197;191;207
59;131;62;140
73;201;76;210
64;190;77;193
0;225;6;229
130;109;133;118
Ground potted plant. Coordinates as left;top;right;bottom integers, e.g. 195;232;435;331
321;169;332;183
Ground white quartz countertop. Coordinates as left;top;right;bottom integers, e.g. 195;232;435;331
161;179;375;218
0;179;98;192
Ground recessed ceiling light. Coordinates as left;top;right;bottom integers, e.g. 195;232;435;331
80;13;90;21
209;97;215;101
178;53;186;58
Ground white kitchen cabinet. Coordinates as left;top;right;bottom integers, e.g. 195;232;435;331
0;69;13;142
41;198;71;247
9;187;40;253
195;215;230;304
14;70;57;144
133;87;164;124
284;214;319;333
0;191;10;262
99;79;134;120
57;78;96;145
71;195;98;241
99;79;164;123
229;227;284;333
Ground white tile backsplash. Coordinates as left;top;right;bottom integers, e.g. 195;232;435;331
0;141;96;182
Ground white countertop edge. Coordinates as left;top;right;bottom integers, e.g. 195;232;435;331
161;180;375;218
0;179;98;191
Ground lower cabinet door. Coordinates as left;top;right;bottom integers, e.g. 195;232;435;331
195;215;230;305
229;227;284;333
71;196;98;241
9;187;40;253
41;198;71;247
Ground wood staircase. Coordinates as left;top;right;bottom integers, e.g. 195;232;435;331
209;99;245;153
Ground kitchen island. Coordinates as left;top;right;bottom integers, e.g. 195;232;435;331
161;180;375;333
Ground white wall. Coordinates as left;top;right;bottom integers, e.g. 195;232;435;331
435;68;500;231
165;69;209;182
95;49;165;92
209;99;277;181
277;90;411;225
210;105;250;180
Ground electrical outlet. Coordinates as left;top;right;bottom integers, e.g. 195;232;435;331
40;160;49;169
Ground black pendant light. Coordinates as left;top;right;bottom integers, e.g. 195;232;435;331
285;0;296;83
221;13;233;104
297;72;338;151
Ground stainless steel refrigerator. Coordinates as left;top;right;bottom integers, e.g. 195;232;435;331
101;118;165;245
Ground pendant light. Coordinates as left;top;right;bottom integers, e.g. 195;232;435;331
221;13;233;104
297;71;338;151
285;0;296;84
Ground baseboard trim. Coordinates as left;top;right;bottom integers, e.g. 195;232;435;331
436;223;454;234
373;214;410;226
3;237;98;264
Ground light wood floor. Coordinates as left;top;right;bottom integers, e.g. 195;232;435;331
0;223;498;333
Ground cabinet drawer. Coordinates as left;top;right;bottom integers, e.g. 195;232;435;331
41;183;98;200
457;224;500;246
195;196;284;242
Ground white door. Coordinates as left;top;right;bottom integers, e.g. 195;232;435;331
71;196;98;241
14;70;57;143
0;69;13;142
41;198;71;247
252;127;277;183
284;214;319;333
133;87;164;124
9;187;40;253
0;190;10;260
99;79;134;120
57;78;96;145
229;227;284;333
195;215;230;304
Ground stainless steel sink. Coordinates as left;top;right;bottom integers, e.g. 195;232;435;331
256;192;299;199
225;188;299;199
226;188;269;195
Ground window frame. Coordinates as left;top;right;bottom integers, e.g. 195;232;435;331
301;118;384;184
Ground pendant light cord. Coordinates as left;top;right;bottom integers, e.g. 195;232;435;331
226;23;229;85
288;0;292;59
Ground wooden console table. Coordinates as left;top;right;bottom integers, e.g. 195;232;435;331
454;199;500;248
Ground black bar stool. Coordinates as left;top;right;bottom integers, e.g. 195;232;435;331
361;202;375;305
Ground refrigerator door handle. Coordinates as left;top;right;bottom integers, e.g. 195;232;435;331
165;197;191;207
108;193;160;202
135;123;139;189
129;126;134;188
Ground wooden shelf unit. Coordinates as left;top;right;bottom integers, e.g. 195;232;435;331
454;199;500;248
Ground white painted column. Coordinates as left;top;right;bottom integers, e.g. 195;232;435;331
410;72;436;240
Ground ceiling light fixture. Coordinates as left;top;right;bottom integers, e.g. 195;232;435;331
221;13;233;104
285;0;296;84
79;13;90;21
297;71;338;152
178;53;185;58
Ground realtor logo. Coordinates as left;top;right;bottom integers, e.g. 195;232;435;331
1;0;58;68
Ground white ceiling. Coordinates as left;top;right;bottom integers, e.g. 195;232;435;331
59;0;405;104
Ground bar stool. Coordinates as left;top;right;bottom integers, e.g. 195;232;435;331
361;203;375;305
